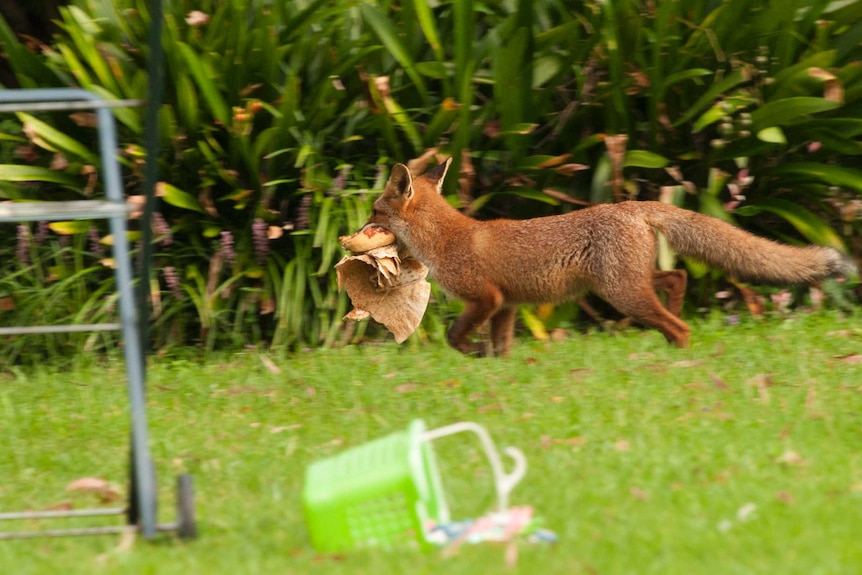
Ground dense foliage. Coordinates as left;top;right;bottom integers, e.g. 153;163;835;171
1;0;861;362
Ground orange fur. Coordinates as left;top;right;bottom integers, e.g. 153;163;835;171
368;159;857;356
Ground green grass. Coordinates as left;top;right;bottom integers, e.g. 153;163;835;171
2;311;862;574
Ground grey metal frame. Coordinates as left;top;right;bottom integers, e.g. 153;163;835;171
0;88;156;539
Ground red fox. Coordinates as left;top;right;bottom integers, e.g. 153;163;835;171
367;158;857;356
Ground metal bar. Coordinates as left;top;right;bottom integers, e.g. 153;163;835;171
0;88;159;540
0;522;179;541
99;111;159;539
0;525;135;540
0;508;125;521
0;324;121;336
0;99;145;113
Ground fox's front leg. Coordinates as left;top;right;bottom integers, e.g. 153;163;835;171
490;306;517;357
447;289;504;356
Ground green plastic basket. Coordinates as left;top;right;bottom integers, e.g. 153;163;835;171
302;419;526;553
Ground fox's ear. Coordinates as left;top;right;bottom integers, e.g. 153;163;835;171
424;157;452;194
386;163;414;200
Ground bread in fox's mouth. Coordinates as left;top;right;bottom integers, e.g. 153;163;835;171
339;224;396;253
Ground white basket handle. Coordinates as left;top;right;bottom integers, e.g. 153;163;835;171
421;422;527;511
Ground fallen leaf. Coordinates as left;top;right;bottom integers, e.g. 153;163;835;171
317;438;343;450
570;368;593;380
641;363;669;374
551;396;565;404
711;374;730;390
671;360;702;368
66;477;110;492
259;354;282;375
270;424;302;433
614;440;631;452
776;491;795;504
477;403;505;413
395;382;420;393
540;435;587;449
561;436;588;448
66;477;122;503
775;450;808;466
748;374;775;403
837;353;862;365
630;486;648;500
736;502;757;521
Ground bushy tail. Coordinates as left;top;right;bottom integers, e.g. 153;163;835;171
645;204;857;284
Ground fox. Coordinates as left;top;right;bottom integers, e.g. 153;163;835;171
366;157;857;356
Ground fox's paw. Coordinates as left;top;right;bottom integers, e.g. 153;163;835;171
452;340;495;358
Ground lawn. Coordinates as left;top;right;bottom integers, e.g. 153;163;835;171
1;311;861;574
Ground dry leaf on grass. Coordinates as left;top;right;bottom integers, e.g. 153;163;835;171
671;360;702;368
776;491;795;505
395;382;421;393
775;450;809;466
837;353;862;365
569;368;593;381
630;486;649;500
270;424;302;433
747;374;775;403
711;374;730;390
259;354;282;375
66;477;122;503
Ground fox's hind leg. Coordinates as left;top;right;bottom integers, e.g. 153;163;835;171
652;269;687;317
601;276;691;347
